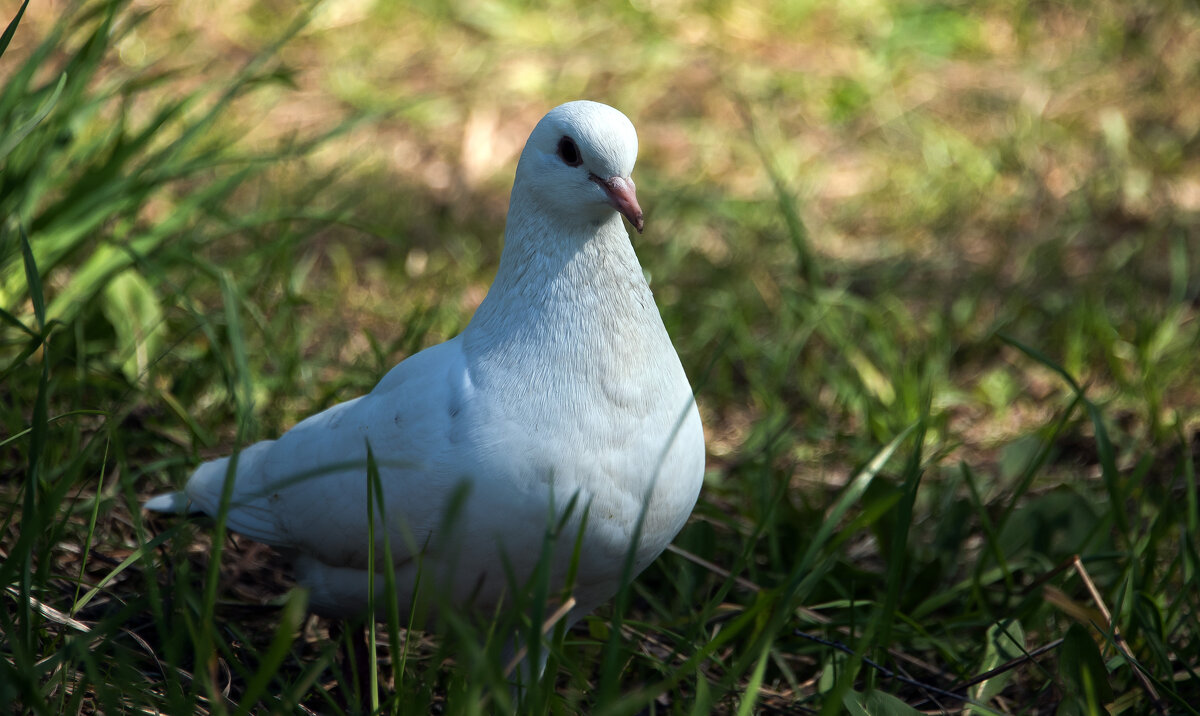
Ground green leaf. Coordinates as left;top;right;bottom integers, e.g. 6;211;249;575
0;72;66;163
100;269;164;383
968;619;1025;712
842;688;922;716
1059;623;1114;710
847;346;895;406
0;0;30;58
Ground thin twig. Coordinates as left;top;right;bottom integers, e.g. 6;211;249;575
1072;555;1167;715
1022;554;1077;595
665;544;770;596
910;638;1065;710
666;544;829;624
502;595;577;678
957;638;1064;692
793;630;976;705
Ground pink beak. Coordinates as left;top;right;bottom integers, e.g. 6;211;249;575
593;175;644;233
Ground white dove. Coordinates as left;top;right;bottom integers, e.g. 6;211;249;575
146;100;705;640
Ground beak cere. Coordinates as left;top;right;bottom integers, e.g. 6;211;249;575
594;175;644;233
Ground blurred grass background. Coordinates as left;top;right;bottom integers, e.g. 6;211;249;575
2;0;1199;713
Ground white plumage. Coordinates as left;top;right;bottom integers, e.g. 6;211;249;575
146;100;705;630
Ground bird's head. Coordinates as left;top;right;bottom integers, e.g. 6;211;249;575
513;100;644;234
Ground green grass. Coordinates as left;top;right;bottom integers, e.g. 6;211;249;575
3;0;1200;713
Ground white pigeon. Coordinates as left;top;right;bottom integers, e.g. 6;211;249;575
146;100;705;634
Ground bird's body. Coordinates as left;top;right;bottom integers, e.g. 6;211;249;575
147;100;704;629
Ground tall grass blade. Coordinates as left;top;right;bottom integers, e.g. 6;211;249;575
0;0;30;58
72;435;110;614
998;333;1130;539
0;409;107;449
71;526;178;613
365;440;381;713
18;224;44;330
735;95;821;291
789;425;915;596
366;441;405;715
735;648;770;716
234;588;308;716
0;72;65;163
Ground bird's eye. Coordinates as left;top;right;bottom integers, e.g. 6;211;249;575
557;136;583;167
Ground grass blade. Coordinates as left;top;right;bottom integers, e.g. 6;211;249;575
0;0;30;57
0;72;65;163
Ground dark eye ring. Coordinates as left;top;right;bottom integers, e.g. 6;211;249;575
557;136;582;167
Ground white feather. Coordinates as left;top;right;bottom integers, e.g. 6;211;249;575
146;100;705;626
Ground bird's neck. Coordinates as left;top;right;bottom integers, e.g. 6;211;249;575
462;190;667;376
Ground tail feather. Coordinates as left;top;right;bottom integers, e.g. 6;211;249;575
144;491;193;514
168;441;288;547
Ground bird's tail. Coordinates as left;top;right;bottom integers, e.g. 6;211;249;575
144;491;193;514
142;442;285;546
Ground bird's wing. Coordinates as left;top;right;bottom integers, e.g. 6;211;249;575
178;337;473;568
